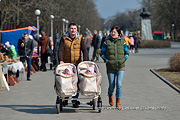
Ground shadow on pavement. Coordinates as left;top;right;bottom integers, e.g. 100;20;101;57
0;104;102;114
0;105;57;114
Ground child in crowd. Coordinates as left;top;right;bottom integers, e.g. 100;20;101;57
5;41;18;61
124;36;131;49
129;36;135;53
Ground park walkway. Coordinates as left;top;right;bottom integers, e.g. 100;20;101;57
0;42;180;120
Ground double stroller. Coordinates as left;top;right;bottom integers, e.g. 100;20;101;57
54;61;102;114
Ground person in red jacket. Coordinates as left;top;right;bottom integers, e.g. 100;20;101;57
38;31;52;71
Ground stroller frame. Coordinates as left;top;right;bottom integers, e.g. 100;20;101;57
55;61;102;114
56;92;102;114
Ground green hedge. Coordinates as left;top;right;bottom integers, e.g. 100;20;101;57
139;40;171;48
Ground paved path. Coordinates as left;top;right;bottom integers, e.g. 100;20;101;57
0;42;180;120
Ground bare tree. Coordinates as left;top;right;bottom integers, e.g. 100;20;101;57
0;0;103;36
106;9;140;32
141;0;180;38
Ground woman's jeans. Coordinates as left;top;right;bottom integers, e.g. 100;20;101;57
20;56;31;79
107;70;125;98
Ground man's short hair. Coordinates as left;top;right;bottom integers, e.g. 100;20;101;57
0;43;4;48
68;22;77;28
24;32;28;36
84;32;88;35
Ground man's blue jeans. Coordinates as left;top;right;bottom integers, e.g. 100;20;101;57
72;93;79;103
20;57;31;79
107;70;125;98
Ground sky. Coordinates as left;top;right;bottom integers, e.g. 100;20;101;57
94;0;142;19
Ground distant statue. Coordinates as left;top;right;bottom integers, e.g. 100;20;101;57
140;7;153;40
140;7;151;19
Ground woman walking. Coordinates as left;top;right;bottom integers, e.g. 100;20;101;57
100;26;129;109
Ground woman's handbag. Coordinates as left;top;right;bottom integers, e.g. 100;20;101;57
46;38;53;56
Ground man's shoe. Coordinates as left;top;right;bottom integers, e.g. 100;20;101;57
39;66;42;71
73;104;79;108
42;69;47;72
72;101;80;108
63;100;68;106
27;78;31;81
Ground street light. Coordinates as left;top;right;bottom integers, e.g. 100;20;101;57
78;25;81;34
62;18;66;33
50;15;54;41
172;24;175;41
65;20;69;32
86;28;91;35
35;9;41;36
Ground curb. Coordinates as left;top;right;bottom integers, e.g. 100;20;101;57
150;69;180;94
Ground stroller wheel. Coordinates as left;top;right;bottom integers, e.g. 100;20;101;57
97;96;102;113
98;102;102;113
92;99;96;110
56;99;63;114
50;63;53;70
56;104;60;114
60;99;63;111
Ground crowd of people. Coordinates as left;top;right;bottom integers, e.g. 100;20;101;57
0;23;140;109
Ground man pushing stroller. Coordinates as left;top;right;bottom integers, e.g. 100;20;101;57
57;22;87;108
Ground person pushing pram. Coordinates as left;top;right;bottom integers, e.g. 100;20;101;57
57;22;87;108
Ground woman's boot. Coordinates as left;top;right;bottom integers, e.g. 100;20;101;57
116;98;122;109
109;95;113;106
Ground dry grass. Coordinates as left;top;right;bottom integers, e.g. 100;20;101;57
154;68;180;89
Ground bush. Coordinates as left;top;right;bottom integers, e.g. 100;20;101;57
139;40;171;48
169;52;180;72
174;39;180;42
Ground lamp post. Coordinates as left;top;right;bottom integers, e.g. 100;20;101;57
62;18;66;33
50;15;54;40
78;25;81;34
86;28;89;33
35;9;41;36
86;28;91;35
65;20;69;32
172;24;175;41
